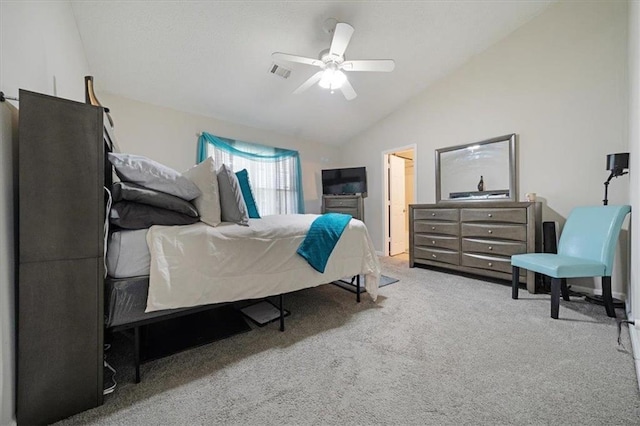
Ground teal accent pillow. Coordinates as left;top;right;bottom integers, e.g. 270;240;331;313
235;169;261;218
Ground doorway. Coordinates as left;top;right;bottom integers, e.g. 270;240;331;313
383;145;416;258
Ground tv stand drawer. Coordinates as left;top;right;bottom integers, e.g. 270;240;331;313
324;197;359;208
321;195;364;222
325;207;358;217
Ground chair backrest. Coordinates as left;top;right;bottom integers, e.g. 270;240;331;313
557;205;631;275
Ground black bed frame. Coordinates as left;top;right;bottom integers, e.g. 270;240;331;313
108;277;361;383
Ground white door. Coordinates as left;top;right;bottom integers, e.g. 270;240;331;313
389;154;406;255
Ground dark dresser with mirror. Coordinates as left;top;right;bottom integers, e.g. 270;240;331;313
409;134;542;293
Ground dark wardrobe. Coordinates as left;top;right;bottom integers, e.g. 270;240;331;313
16;90;105;424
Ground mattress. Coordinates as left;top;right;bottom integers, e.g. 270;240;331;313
105;276;197;328
106;215;380;327
146;214;380;312
106;229;151;278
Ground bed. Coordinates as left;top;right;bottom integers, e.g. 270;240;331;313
101;106;380;386
105;212;380;381
106;215;380;322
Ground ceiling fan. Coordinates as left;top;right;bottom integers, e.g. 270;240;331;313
272;19;395;100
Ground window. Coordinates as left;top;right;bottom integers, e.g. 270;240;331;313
198;133;304;215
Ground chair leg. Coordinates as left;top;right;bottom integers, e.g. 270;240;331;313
550;278;560;319
601;276;616;318
512;266;519;299
560;278;570;301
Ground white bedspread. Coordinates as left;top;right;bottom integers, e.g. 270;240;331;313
145;214;380;312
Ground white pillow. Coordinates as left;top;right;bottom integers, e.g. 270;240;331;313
183;157;221;226
108;153;201;200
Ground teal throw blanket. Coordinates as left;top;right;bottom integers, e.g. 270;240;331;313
297;213;352;273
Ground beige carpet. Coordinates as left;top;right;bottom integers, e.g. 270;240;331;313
57;256;640;425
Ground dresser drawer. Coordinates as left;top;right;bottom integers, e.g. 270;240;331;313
461;208;526;224
414;221;460;236
324;207;359;218
461;223;526;241
414;234;459;251
414;247;459;266
324;197;359;208
461;253;524;276
413;208;459;221
461;238;526;257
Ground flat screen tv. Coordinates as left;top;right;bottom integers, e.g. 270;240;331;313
322;167;367;197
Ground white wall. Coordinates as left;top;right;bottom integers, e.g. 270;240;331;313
629;0;639;335
97;93;340;213
343;0;629;297
0;2;90;425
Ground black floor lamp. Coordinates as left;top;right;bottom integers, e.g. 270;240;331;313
587;152;630;308
603;152;629;205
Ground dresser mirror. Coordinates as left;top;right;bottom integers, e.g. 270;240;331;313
435;134;517;202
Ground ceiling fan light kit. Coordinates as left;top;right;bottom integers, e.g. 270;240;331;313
272;20;395;100
318;68;346;91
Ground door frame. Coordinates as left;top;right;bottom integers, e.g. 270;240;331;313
382;144;418;257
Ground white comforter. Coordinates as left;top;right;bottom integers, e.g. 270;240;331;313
145;214;380;312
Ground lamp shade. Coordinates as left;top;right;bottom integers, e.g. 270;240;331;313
606;153;629;171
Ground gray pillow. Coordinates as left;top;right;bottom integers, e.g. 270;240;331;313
110;201;199;230
111;182;199;217
216;164;249;226
108;153;201;200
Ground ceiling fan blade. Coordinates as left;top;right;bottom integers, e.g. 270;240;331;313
272;52;324;67
341;59;395;72
293;71;324;94
339;78;357;100
329;22;355;57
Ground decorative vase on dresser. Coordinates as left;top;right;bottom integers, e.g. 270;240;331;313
409;201;542;293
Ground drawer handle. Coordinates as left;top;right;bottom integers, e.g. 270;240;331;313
432;240;436;245
488;213;493;218
488;230;493;234
431;213;436;216
488;262;493;267
432;254;437;258
488;246;493;250
431;226;436;230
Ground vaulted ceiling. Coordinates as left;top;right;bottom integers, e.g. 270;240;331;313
71;1;554;145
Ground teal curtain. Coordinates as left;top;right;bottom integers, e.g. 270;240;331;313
198;132;305;214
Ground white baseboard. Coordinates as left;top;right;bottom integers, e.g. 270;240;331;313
629;325;640;391
569;284;626;302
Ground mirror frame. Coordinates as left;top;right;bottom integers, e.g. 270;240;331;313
435;133;518;203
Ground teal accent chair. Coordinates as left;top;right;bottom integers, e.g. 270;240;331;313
511;205;631;319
